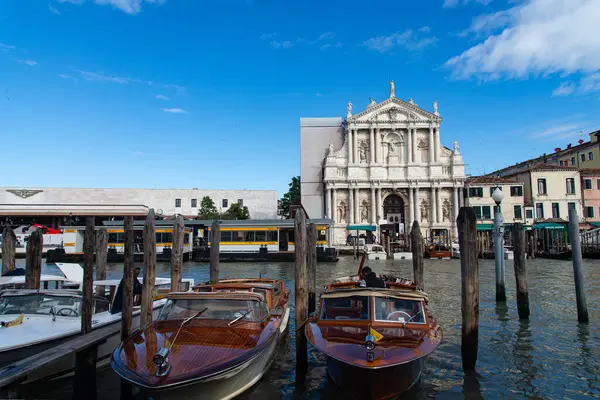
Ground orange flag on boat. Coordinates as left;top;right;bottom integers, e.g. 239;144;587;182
1;313;24;328
370;327;383;342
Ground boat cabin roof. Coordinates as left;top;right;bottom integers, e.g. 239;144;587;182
166;291;265;302
322;287;428;301
0;288;106;301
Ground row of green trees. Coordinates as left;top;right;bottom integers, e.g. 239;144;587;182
197;196;250;220
279;176;300;218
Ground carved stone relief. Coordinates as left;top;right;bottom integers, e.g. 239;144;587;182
442;199;451;222
360;200;370;222
420;199;429;223
337;200;347;223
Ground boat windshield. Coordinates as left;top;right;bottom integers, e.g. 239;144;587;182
0;293;81;317
158;298;268;322
374;297;425;324
320;296;369;320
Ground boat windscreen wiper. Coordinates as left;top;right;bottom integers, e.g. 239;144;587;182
228;309;253;326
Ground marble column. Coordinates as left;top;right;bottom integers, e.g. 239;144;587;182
377;188;383;222
332;188;337;223
459;187;465;208
370;188;376;225
429;127;434;164
453;187;459;221
375;128;380;164
412;128;418;163
353;129;358;166
325;188;331;219
431;187;437;225
369;127;375;164
408;186;414;227
354;188;360;224
436;187;442;224
435;127;441;163
406;128;412;164
347;129;353;164
348;188;354;224
414;187;421;224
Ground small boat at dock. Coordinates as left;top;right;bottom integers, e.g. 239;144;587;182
363;244;387;260
424;244;452;259
111;278;290;400
305;275;442;400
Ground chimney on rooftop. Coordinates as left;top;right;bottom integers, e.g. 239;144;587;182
554;147;561;152
567;143;572;148
578;139;584;145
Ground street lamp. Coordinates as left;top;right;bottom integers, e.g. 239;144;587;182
492;187;506;302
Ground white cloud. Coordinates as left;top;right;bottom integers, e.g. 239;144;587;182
458;8;514;37
446;0;600;93
57;0;166;14
17;59;38;66
162;108;187;114
164;83;185;92
270;40;293;49
418;26;431;33
320;42;342;51
75;69;153;85
317;32;336;41
443;0;494;8
48;4;61;15
0;42;15;52
363;30;438;53
155;94;169;100
552;82;576;97
58;74;79;83
316;92;324;97
526;118;600;141
260;32;277;40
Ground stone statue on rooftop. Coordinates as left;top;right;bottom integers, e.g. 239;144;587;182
369;97;376;107
389;80;395;98
346;101;353;118
433;100;438;115
454;140;459;152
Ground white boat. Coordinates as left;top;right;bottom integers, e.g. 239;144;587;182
504;246;514;260
451;243;461;259
363;244;387;260
0;276;194;383
0;263;83;290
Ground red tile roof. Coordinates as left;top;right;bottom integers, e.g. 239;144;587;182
527;162;578;172
465;175;520;185
579;168;600;176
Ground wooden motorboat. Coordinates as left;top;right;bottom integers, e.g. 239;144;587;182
0;277;194;382
424;244;452;259
111;278;290;400
305;276;442;400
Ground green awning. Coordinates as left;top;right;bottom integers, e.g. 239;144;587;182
346;225;377;231
533;222;567;230
477;224;494;231
590;222;600;228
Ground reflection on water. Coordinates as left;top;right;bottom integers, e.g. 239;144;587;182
16;257;600;399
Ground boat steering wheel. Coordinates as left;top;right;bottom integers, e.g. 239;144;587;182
387;310;412;322
56;308;79;317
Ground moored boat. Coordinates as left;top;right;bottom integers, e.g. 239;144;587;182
425;244;452;259
111;278;290;400
305;276;442;400
363;244;387;260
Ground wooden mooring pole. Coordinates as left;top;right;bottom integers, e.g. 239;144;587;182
410;221;424;290
170;215;184;292
458;207;479;371
121;216;134;400
568;209;589;323
210;221;220;282
73;216;97;400
141;209;156;327
25;230;43;289
512;223;530;319
95;228;108;298
294;208;308;379
307;223;317;315
1;224;16;275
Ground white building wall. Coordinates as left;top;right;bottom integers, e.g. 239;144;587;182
529;170;583;220
300;117;344;219
465;183;530;225
0;187;278;219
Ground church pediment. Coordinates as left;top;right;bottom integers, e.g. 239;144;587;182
348;97;441;124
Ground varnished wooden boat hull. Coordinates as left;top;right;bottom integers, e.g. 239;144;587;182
327;356;423;400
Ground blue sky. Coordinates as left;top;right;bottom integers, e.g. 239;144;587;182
1;0;599;196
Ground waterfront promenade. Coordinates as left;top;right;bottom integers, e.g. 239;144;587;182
13;256;600;399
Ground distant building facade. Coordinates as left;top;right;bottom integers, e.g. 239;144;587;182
579;169;600;222
496;163;583;222
301;82;467;245
464;176;531;226
0;187;278;225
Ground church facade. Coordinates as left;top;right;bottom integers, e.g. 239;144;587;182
300;82;467;245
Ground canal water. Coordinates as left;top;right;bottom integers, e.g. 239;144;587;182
16;257;600;399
